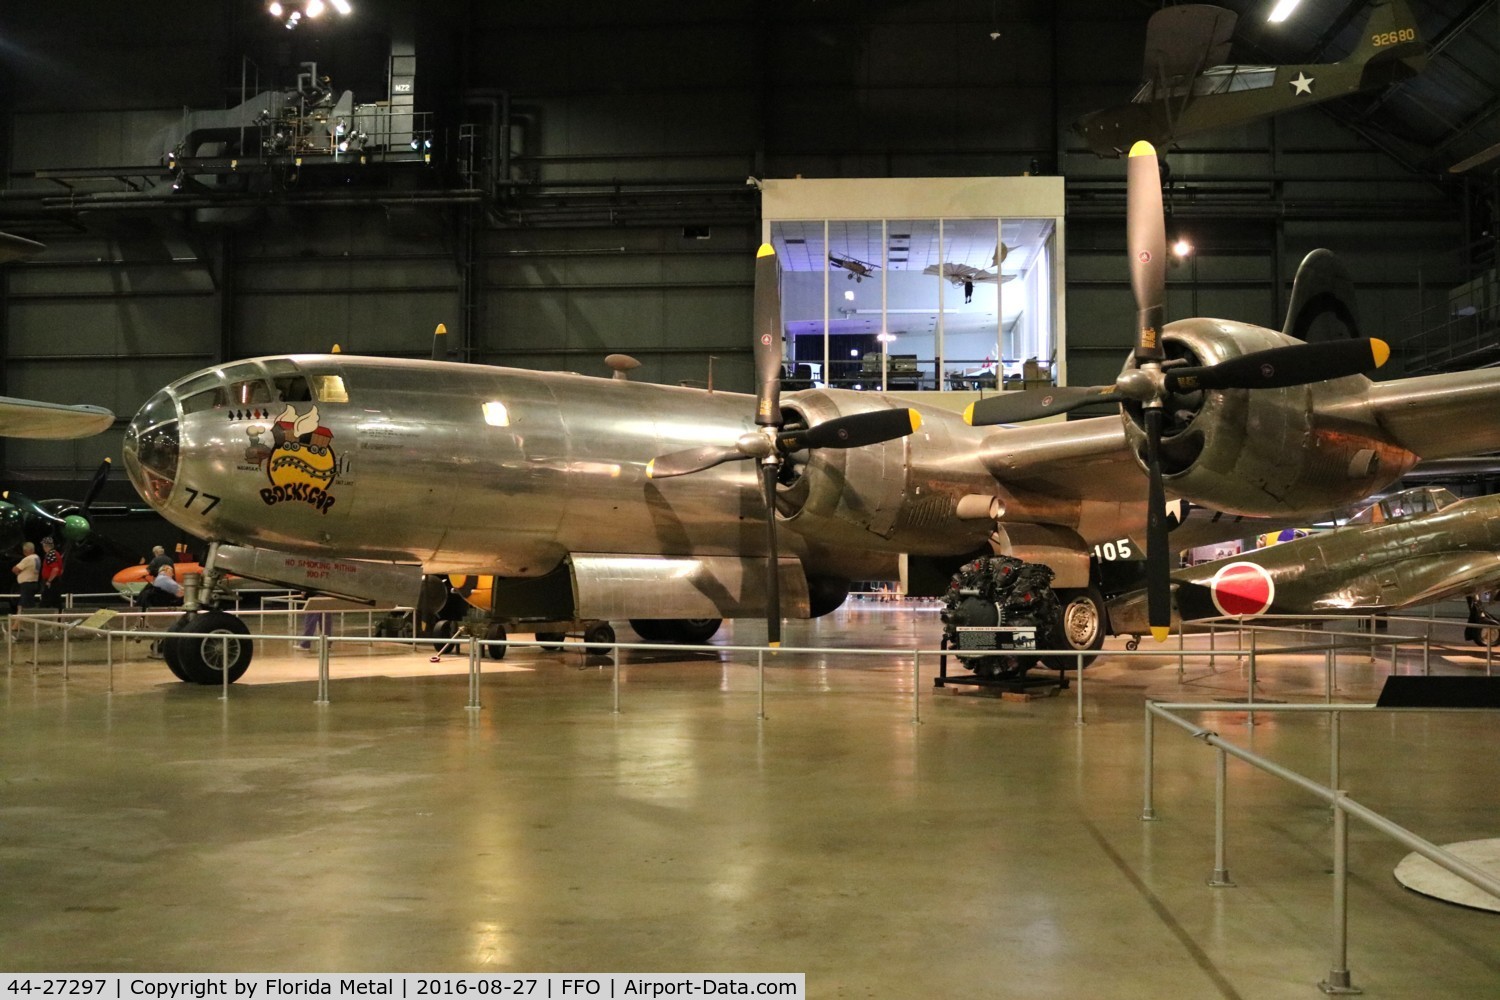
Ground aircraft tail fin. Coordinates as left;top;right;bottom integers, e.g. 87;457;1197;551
1283;249;1362;344
1349;0;1426;68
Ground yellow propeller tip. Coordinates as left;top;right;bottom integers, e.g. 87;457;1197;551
757;243;775;258
331;344;341;353
1129;140;1157;158
768;640;781;648
644;459;656;480
1370;338;1390;369
102;457;112;465
435;323;447;335
962;402;976;426
909;410;923;432
1150;626;1171;643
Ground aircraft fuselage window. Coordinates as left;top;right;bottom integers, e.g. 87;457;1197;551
181;386;228;415
230;379;272;406
273;375;314;402
309;373;348;404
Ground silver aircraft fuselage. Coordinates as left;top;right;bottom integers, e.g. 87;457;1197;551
121;355;1030;584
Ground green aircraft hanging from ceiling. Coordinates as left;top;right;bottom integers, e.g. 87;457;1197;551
1073;0;1429;158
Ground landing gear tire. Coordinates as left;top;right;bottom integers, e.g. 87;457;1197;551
163;610;253;686
583;622;616;655
662;618;721;645
484;622;508;661
629;618;722;645
425;619;459;656
629;619;664;642
159;613;200;682
1047;587;1108;670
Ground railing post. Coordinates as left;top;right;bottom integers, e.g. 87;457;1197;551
467;635;481;710
1141;701;1157;821
1329;710;1341;814
1422;635;1431;676
317;632;331;704
611;644;621;715
1209;746;1235;887
757;648;766;721
1075;650;1084;727
1247;628;1257;727
1177;627;1185;683
1318;792;1362;995
911;650;922;725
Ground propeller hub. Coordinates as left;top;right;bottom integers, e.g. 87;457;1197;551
61;513;92;544
736;430;776;461
1117;366;1165;402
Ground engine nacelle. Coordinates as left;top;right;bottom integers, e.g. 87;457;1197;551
774;391;998;556
1120;319;1417;517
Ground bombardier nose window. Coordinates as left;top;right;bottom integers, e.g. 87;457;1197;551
124;391;181;504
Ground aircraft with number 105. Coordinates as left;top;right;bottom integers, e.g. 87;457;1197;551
82;142;1500;685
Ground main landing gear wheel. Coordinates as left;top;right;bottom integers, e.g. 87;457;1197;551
628;618;722;645
162;610;253;685
158;613;200;682
1049;586;1108;669
424;619;460;656
484;622;508;661
583;622;616;655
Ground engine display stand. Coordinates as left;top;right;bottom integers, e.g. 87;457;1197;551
933;638;1071;693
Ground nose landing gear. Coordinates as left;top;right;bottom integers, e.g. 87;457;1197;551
161;608;254;685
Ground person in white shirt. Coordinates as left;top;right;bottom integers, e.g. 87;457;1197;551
12;541;40;614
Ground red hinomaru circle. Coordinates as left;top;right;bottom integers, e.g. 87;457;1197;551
1209;561;1276;618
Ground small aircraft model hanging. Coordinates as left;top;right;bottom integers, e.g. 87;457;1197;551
1073;0;1428;158
1106;486;1500;644
113;141;1500;685
828;252;879;281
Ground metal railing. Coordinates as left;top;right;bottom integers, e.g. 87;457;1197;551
1144;699;1500;994
6;606;1494;720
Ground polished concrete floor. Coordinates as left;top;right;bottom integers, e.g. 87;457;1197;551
2;601;1497;997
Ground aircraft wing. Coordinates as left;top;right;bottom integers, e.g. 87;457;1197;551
1358;370;1500;461
978;415;1147;500
1142;4;1236;83
0;233;46;264
0;396;115;439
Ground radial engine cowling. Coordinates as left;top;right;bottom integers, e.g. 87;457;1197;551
772;390;998;557
1119;320;1416;517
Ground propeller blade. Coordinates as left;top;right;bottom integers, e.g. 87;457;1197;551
779;408;921;452
752;244;784;429
761;461;781;647
1127;141;1167;363
1163;338;1389;394
1143;407;1171;642
964;385;1116;426
431;323;448;362
646;445;749;481
81;457;111;511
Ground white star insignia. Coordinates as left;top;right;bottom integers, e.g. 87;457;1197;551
1290;72;1314;96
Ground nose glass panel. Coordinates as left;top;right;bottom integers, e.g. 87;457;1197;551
123;391;181;506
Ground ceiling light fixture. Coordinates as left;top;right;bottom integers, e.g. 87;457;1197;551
267;0;353;29
1267;0;1303;23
